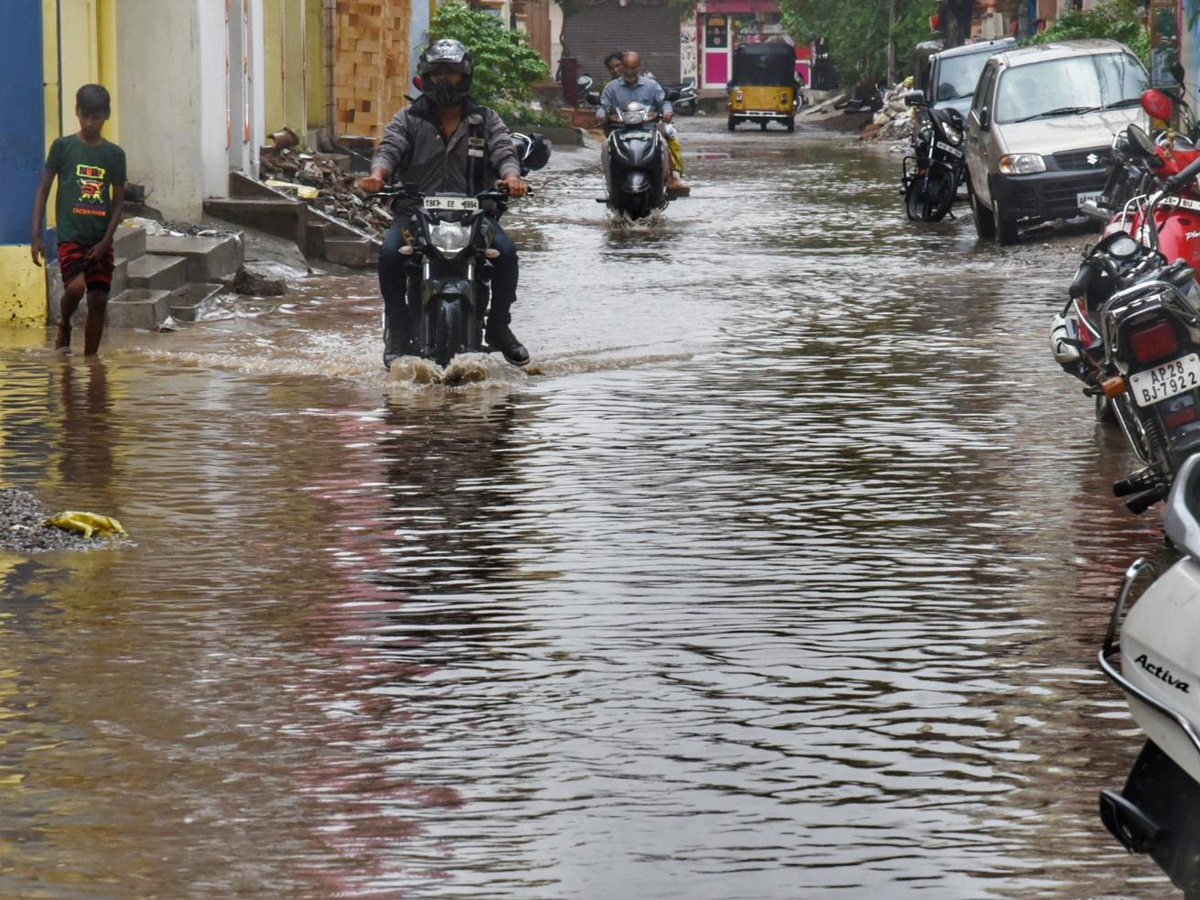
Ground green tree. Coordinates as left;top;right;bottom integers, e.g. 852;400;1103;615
1031;0;1149;65
780;0;938;86
427;1;551;107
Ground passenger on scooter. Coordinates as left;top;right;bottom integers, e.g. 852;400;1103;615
359;39;530;368
604;52;624;84
597;51;687;191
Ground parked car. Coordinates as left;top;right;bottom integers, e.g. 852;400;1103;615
913;36;1016;119
964;39;1149;245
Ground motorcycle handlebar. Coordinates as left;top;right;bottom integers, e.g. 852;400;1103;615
1165;155;1200;193
366;184;530;201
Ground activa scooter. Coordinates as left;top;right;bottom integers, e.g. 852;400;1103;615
603;102;669;220
1099;453;1200;898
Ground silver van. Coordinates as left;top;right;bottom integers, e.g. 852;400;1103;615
964;39;1148;244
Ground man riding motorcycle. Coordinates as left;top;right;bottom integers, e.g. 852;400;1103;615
359;39;530;368
597;51;686;192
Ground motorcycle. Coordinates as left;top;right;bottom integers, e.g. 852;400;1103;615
655;76;697;116
1050;144;1200;513
602;101;670;220
374;132;549;368
1098;453;1200;898
901;90;966;222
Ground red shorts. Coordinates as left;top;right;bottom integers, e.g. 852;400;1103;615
58;241;115;293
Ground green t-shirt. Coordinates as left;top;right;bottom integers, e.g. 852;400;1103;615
45;135;127;246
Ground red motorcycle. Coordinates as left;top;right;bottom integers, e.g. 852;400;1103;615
1099;89;1200;260
1049;90;1200;513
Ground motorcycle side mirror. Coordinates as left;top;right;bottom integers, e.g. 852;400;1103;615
1127;123;1158;161
1171;61;1186;86
1142;88;1174;122
902;89;925;107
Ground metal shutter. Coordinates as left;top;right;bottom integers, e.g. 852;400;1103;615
563;1;681;84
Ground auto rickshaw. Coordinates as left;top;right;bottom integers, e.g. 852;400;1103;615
727;42;802;132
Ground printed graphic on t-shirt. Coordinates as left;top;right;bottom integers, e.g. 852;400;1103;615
74;164;108;215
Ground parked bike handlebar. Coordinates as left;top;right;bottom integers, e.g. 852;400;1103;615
1165;155;1200;192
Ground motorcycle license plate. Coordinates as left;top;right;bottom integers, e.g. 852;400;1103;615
424;197;478;211
935;141;963;158
1129;353;1200;407
1161;196;1200;212
1076;191;1104;209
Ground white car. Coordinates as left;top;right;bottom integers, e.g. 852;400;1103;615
964;39;1148;244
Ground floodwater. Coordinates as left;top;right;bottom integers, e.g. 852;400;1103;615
0;118;1180;898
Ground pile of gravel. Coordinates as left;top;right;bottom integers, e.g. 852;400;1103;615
0;488;125;553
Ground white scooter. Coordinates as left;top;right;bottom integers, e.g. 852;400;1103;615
1100;452;1200;897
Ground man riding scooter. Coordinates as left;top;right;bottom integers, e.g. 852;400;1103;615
359;39;530;369
597;51;686;192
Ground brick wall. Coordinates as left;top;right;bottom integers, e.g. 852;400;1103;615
335;0;411;139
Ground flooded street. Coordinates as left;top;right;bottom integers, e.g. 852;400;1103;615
0;118;1181;898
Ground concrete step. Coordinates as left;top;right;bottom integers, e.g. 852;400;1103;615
110;257;129;296
145;233;243;282
127;253;188;291
204;197;307;250
107;288;171;330
323;237;377;268
170;283;224;322
112;225;146;261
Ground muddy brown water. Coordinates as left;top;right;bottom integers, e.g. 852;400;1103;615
0;119;1180;898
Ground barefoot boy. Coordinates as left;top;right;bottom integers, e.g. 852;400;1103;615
31;84;126;355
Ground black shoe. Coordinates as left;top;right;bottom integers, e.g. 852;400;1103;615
383;333;415;370
487;324;529;367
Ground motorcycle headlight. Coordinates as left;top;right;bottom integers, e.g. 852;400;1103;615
999;153;1046;175
945;126;963;145
429;222;471;255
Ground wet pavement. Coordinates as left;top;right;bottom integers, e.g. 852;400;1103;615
0;116;1180;898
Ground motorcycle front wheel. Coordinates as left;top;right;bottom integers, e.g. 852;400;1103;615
429;298;467;368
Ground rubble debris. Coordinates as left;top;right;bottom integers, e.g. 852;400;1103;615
121;216;239;239
232;264;288;297
259;144;395;240
860;81;916;145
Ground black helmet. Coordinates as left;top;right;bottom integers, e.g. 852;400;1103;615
419;39;474;107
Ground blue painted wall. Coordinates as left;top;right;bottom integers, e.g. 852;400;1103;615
0;5;45;246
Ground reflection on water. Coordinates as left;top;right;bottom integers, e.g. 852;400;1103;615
0;128;1177;898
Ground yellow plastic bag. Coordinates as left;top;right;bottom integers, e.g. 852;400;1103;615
45;511;127;539
667;135;685;176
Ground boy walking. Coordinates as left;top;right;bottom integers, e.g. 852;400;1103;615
31;84;126;355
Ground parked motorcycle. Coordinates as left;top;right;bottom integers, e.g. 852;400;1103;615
901;90;966;222
1050;145;1200;513
1098;454;1200;897
655;76;697;116
376;133;549;367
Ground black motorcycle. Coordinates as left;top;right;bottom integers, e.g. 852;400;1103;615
373;133;549;368
900;91;966;222
1050;149;1200;513
655;76;697;116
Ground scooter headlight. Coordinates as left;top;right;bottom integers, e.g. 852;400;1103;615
999;153;1047;175
429;222;472;256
